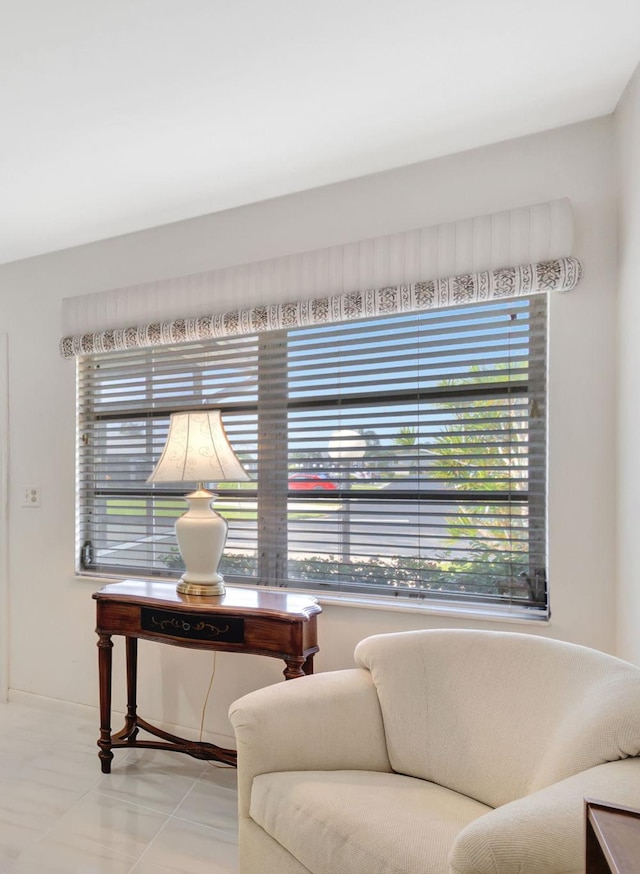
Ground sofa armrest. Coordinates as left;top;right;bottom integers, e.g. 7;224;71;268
229;668;391;817
449;757;640;874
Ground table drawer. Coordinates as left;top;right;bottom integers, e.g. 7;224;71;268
140;607;245;643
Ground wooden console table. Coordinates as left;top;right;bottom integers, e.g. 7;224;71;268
93;580;321;773
585;799;640;872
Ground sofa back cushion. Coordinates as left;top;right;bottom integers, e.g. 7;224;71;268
354;629;640;808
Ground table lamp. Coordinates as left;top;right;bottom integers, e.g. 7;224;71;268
147;410;250;596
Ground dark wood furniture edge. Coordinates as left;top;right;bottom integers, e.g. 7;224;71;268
585;797;640;873
92;584;322;621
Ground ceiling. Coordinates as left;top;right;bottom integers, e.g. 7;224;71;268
2;0;640;266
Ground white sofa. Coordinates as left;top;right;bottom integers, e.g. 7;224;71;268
229;629;640;874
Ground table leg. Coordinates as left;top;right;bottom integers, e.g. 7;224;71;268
283;655;306;679
125;636;138;741
97;633;114;774
111;636;141;745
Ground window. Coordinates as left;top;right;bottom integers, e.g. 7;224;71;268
77;294;547;613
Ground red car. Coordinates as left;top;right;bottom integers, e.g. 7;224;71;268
288;473;338;491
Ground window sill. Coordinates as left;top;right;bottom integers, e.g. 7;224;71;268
312;590;550;624
75;572;549;625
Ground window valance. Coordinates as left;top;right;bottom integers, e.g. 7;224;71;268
60;198;580;359
60;256;581;358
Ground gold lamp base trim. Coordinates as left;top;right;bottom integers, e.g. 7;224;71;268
176;580;226;597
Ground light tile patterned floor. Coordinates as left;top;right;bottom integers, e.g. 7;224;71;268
0;697;238;873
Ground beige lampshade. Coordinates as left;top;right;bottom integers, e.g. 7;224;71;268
147;410;250;485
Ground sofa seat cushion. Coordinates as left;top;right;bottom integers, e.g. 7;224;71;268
250;770;492;874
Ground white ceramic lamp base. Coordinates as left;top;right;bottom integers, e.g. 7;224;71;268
175;489;228;596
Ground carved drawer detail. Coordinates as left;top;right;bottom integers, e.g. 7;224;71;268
141;608;245;643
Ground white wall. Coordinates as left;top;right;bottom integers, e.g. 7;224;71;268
615;62;640;664
0;115;618;745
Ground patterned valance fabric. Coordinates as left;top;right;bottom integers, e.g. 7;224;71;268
60;256;582;358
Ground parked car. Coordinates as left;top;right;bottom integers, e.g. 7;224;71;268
288;472;338;491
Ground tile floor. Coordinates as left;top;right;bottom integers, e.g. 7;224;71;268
0;696;239;873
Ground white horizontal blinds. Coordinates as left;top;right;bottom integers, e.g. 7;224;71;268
77;337;262;577
279;299;545;606
62;198;574;340
77;295;547;610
